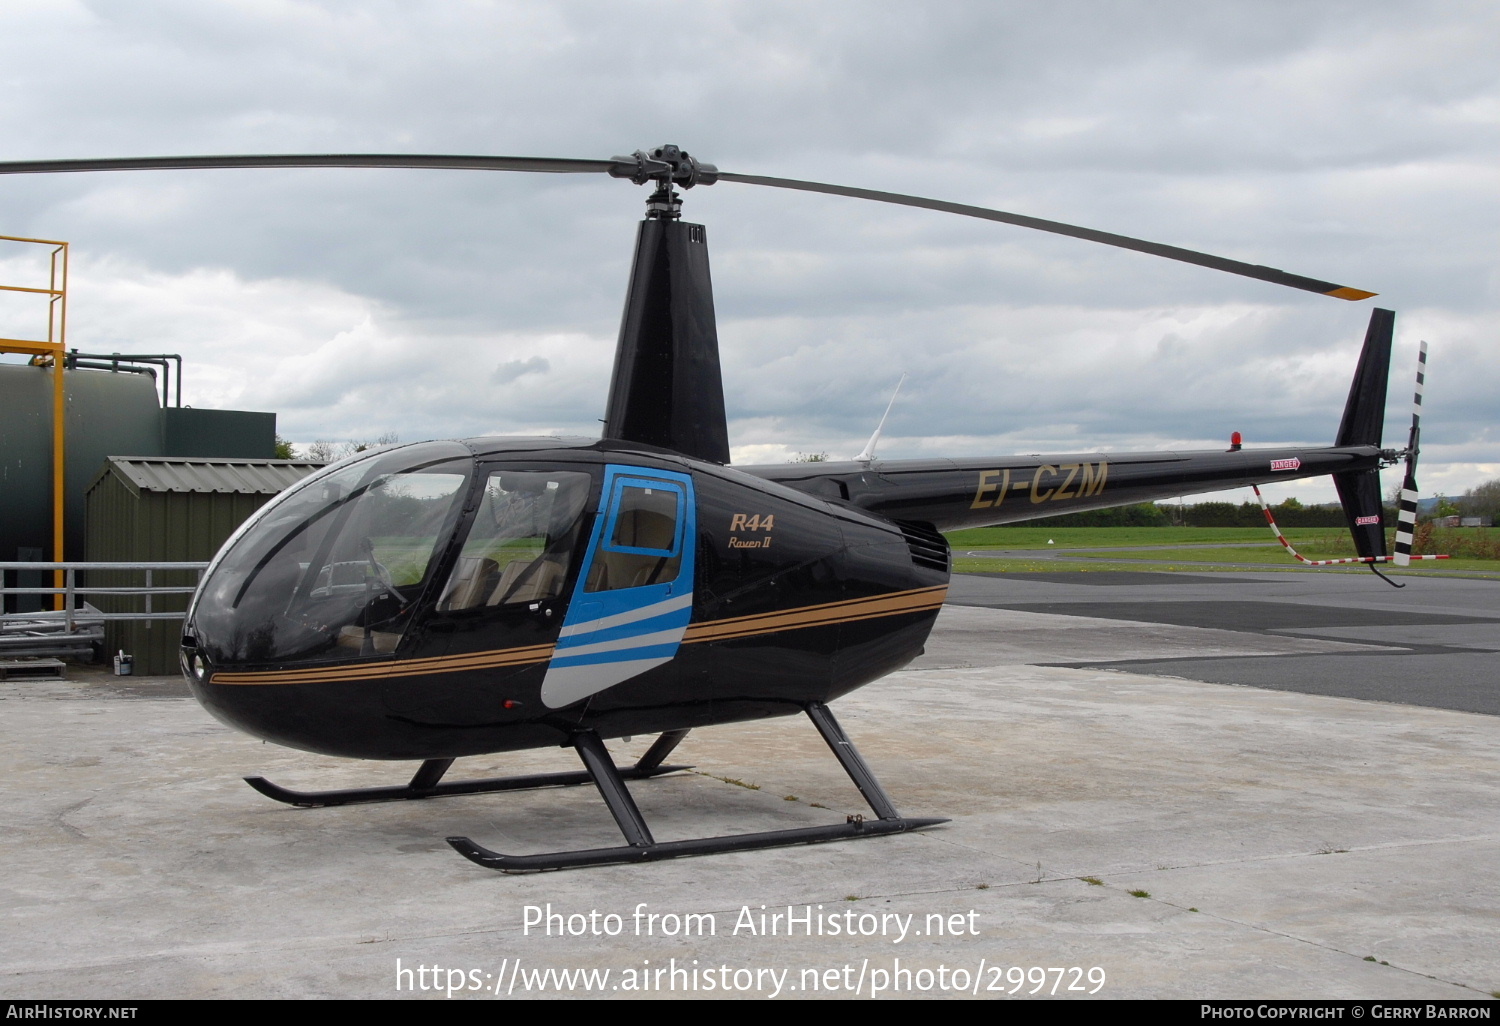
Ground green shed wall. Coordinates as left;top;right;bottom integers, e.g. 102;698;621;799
86;475;280;675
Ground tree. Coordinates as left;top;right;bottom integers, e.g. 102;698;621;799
304;433;400;463
1460;479;1500;520
273;435;298;460
791;452;829;463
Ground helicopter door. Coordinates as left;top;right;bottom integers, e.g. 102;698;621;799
540;465;696;709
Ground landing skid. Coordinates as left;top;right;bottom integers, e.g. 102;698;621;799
447;702;947;872
244;728;692;808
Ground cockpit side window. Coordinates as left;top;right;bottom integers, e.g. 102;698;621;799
437;471;592;611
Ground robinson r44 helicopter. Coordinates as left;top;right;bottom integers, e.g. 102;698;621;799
1;145;1428;871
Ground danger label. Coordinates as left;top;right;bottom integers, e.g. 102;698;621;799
1270;458;1301;472
1355;515;1380;525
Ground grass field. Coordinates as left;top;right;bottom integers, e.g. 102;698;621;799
947;526;1311;548
945;526;1500;577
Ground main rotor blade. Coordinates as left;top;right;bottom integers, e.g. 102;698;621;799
717;172;1376;301
0;154;618;175
0;150;1378;301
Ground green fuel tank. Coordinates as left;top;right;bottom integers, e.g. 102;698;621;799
0;362;164;565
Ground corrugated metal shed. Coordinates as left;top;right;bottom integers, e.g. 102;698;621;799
89;456;322;496
85;457;325;674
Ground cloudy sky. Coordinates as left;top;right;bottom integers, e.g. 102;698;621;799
1;0;1495;505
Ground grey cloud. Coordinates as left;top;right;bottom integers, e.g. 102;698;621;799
492;355;551;384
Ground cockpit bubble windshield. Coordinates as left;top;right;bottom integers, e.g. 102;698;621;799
192;441;471;665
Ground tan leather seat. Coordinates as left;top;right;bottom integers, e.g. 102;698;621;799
590;509;678;589
612;509;675;549
487;559;564;605
438;556;499;611
336;625;401;653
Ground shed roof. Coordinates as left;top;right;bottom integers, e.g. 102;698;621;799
89;456;326;497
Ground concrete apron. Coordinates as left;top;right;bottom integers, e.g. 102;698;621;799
1;605;1496;1000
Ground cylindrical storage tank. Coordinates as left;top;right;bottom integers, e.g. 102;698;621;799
0;363;164;566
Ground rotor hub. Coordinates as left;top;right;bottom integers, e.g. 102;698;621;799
608;144;718;188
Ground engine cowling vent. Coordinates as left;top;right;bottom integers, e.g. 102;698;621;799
896;520;950;573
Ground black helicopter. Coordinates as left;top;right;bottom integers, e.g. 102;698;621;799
0;146;1418;871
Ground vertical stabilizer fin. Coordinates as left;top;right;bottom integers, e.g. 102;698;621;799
1334;470;1388;560
602;214;730;464
1332;308;1395;560
1336;308;1393;448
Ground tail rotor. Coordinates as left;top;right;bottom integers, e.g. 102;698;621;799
1253;337;1445;582
1392;342;1427;567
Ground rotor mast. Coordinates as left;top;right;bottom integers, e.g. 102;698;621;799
600;146;731;464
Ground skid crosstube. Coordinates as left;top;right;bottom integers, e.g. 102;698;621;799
244;728;692;808
447;702;947;872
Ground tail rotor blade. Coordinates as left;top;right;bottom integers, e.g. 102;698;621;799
1393;342;1428;567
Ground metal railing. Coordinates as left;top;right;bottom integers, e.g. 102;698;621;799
0;561;208;631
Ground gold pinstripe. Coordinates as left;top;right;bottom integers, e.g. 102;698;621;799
210;585;949;686
681;585;947;644
212;642;558;685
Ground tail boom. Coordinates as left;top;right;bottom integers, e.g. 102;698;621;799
750;444;1385;533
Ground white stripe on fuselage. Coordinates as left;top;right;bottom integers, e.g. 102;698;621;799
557;592;692;640
554;626;687;659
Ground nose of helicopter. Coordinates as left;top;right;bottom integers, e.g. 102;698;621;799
176;637;397;759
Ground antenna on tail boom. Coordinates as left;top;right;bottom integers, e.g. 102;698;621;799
854;374;907;463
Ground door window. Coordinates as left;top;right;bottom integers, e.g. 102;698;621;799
584;479;684;592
